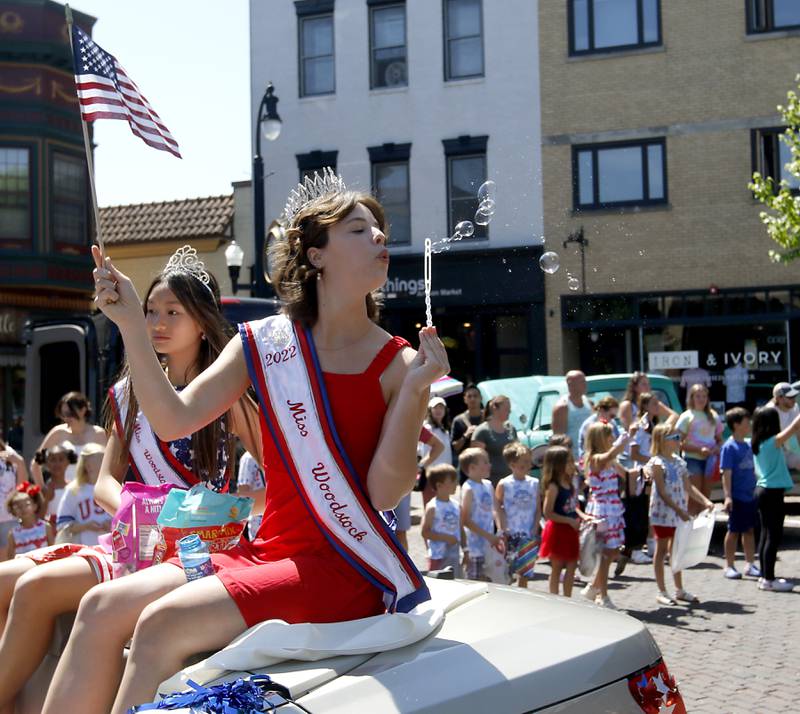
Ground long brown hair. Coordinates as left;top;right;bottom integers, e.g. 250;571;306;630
623;371;648;404
541;445;571;492
104;268;235;483
269;189;387;326
584;421;613;469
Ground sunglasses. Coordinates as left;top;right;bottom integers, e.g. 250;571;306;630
665;433;682;442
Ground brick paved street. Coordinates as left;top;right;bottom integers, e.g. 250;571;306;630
406;494;800;714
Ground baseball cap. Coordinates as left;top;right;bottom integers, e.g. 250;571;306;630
428;396;447;409
773;382;799;399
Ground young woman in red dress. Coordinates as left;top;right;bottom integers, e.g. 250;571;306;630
42;177;449;714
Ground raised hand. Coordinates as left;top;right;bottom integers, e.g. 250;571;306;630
404;326;450;394
91;245;143;330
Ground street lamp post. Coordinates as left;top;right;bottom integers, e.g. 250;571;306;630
224;239;246;295
253;82;282;297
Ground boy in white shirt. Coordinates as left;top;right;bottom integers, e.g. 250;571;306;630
459;448;502;581
421;464;464;576
496;442;541;587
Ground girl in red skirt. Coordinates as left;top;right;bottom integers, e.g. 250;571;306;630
540;446;588;596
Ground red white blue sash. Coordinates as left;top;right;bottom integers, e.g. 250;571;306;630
240;315;430;613
109;379;202;489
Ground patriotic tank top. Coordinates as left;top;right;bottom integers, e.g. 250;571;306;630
13;520;49;554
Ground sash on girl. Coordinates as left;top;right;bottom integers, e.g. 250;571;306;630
109;379;217;490
240;315;430;613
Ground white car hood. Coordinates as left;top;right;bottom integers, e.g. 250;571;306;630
257;584;660;713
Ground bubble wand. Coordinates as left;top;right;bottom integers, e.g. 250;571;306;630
424;238;433;327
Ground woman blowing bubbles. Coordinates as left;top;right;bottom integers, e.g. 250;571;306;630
42;170;449;714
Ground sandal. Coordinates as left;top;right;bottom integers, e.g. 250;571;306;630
675;588;699;603
656;591;676;605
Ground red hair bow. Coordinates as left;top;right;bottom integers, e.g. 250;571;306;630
16;482;39;496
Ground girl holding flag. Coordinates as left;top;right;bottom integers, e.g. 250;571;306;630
0;255;258;714
42;171;449;714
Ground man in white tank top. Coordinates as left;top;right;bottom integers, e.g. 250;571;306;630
551;370;593;460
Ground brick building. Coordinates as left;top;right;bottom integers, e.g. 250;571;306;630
539;0;800;407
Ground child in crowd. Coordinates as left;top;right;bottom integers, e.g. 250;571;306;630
459;447;503;581
56;444;110;547
720;408;760;580
648;424;714;605
6;484;54;557
496;442;541;588
421;464;464;576
540;445;584;596
581;422;632;609
40;445;75;527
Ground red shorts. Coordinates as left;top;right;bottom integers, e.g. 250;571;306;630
539;520;579;562
167;538;386;628
653;525;676;539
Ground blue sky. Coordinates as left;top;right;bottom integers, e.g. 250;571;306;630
72;0;250;207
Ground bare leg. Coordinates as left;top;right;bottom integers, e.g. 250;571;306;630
654;537;669;593
548;558;563;595
41;564;186;714
742;529;756;564
592;550;616;597
111;575;247;714
724;531;738;568
0;558;96;709
669;537;684;590
0;559;33;634
563;562;577;597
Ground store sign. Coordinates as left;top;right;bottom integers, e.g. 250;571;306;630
649;350;698;370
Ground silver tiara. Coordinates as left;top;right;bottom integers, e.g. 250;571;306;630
283;167;347;225
163;245;214;295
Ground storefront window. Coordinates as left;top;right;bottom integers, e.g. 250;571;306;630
644;321;789;409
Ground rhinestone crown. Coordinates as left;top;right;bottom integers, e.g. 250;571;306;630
163;245;213;295
283;167;347;225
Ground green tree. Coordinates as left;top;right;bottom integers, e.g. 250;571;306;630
750;74;800;263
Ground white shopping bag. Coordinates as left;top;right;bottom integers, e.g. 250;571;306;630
578;523;600;577
671;510;715;573
484;547;510;584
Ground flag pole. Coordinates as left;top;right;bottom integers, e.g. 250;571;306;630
65;4;105;258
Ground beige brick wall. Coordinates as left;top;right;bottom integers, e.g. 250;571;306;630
539;0;800;374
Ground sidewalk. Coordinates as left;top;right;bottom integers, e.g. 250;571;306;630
405;492;800;714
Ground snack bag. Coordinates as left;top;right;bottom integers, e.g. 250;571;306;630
111;483;177;572
155;484;253;563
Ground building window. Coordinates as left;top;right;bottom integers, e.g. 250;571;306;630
52;152;88;251
569;0;661;55
753;127;800;192
573;138;667;210
296;0;335;97
444;0;484;80
443;135;488;239
369;143;411;245
747;0;800;33
369;2;407;89
0;147;31;248
296;149;338;182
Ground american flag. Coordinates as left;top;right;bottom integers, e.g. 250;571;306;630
71;25;181;158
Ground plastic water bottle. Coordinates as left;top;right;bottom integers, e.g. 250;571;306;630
177;534;214;582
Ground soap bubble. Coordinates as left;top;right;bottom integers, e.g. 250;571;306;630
539;251;560;274
478;198;496;214
478;180;497;201
454;220;475;239
567;276;580;291
431;240;450;254
474;209;491;226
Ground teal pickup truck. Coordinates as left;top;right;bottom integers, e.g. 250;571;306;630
477;373;681;455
